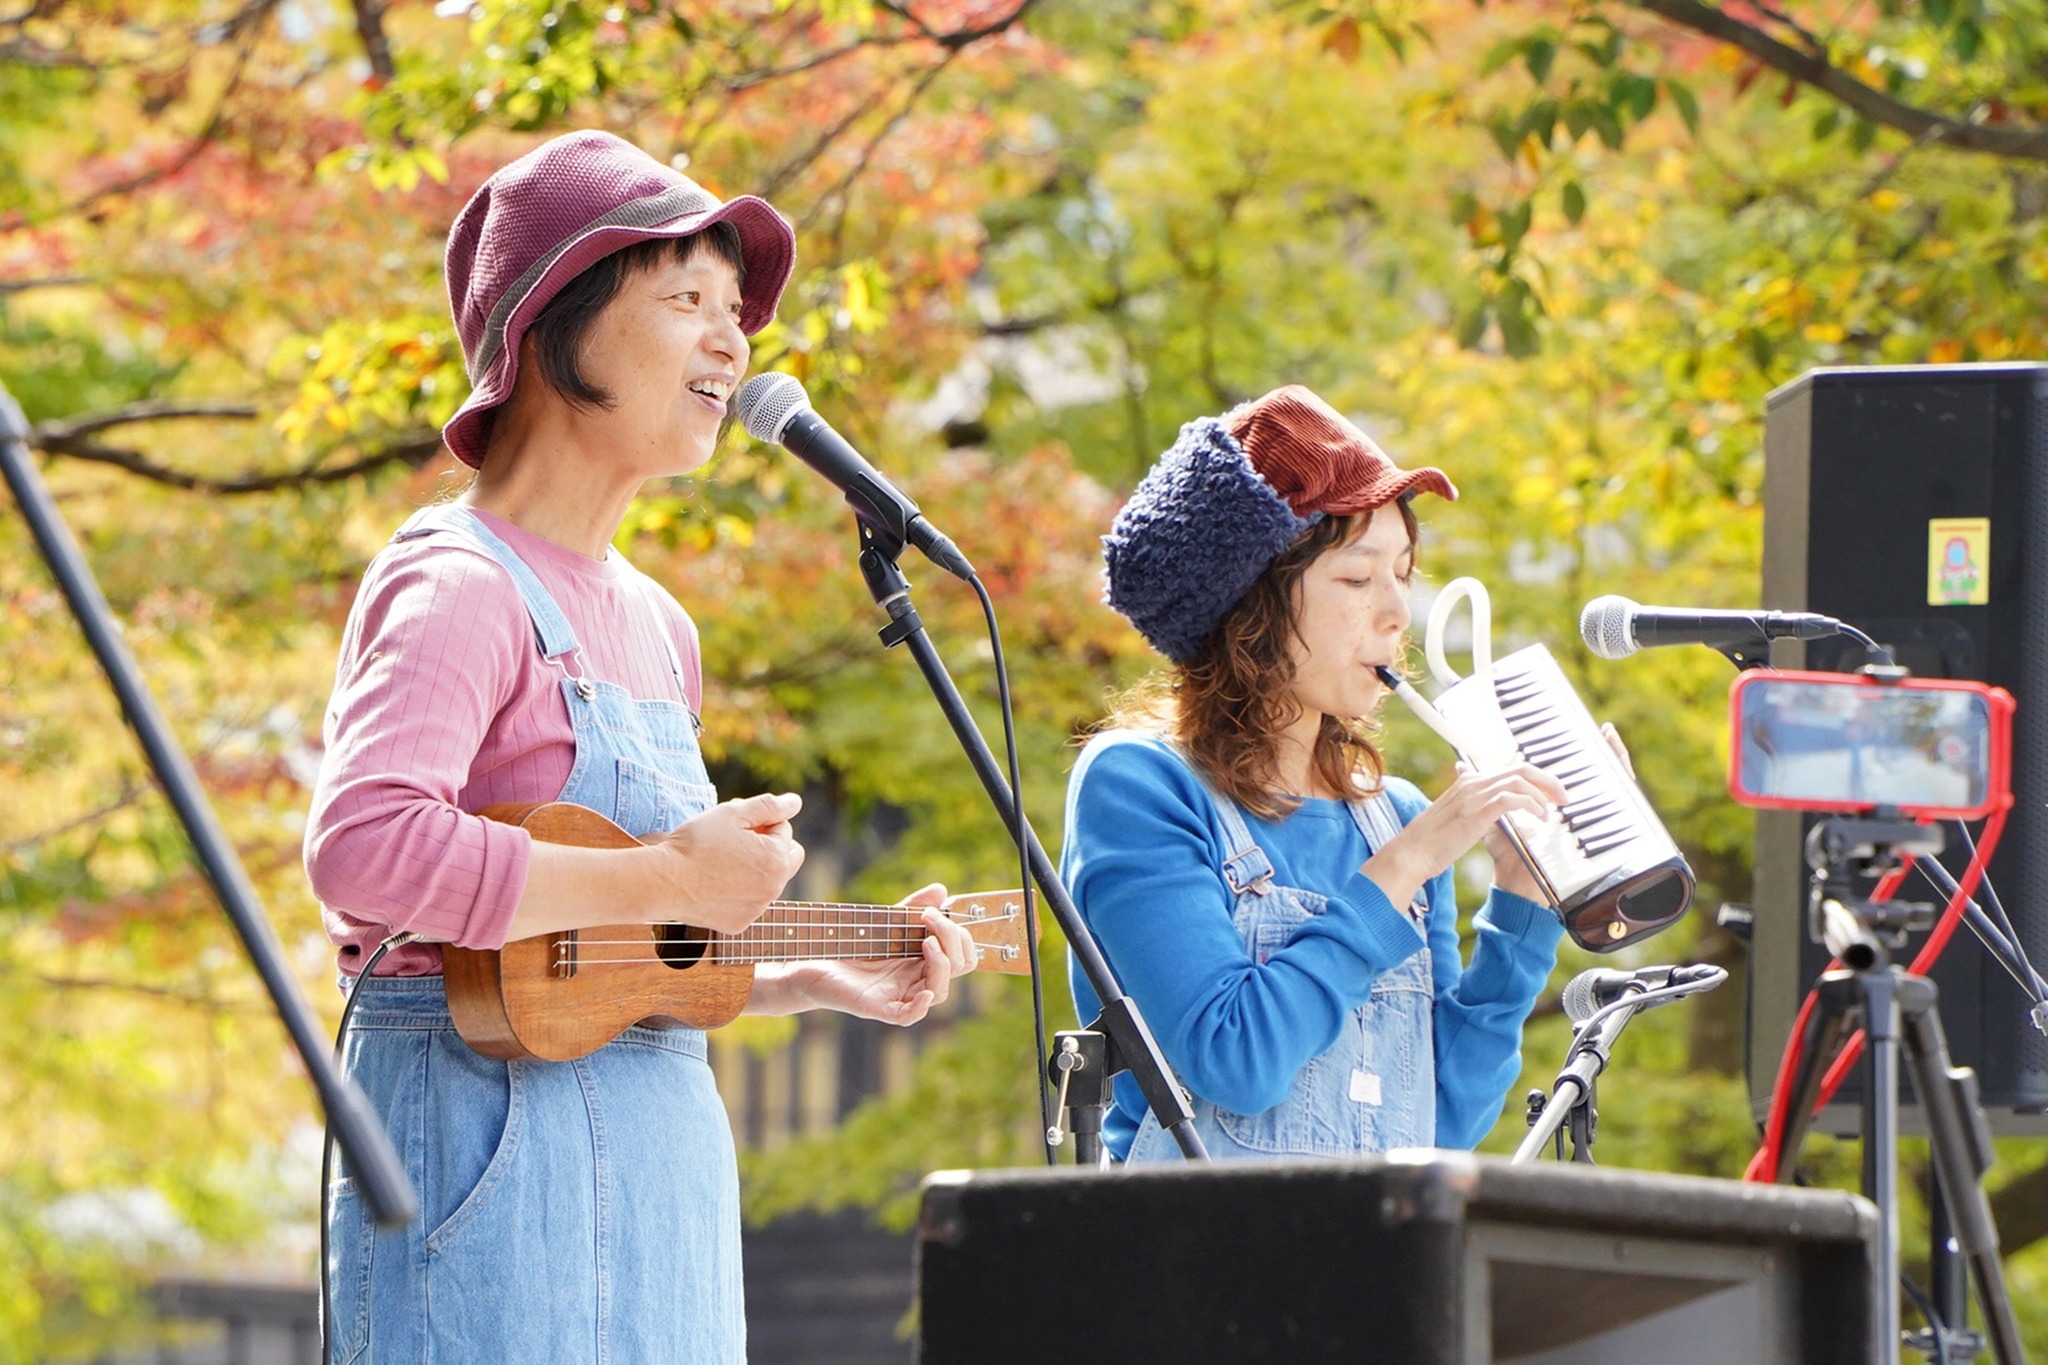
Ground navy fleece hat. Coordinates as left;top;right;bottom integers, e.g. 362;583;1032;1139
1103;386;1454;663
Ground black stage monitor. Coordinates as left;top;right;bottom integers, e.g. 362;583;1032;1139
1751;362;2048;1134
917;1156;1877;1364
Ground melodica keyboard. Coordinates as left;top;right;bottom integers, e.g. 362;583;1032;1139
1429;644;1695;951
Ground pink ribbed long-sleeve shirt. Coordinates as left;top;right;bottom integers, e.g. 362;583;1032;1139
305;508;702;976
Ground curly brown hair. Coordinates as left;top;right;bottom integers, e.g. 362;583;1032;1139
1105;500;1420;820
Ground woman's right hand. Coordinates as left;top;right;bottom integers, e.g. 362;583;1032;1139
1361;764;1565;915
648;792;807;934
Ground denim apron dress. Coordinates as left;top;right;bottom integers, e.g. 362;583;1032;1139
326;506;743;1364
1124;787;1437;1162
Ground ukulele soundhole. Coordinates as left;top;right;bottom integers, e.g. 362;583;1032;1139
655;924;711;970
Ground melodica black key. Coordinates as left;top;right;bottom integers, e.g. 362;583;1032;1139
1422;644;1697;952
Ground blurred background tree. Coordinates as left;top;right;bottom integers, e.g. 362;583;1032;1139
4;0;2046;1356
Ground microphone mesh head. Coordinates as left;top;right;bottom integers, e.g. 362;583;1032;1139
1561;971;1603;1024
734;372;811;444
1579;595;1640;661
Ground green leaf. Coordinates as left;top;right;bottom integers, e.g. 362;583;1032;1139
1617;72;1658;121
1562;180;1586;225
1498;293;1541;356
1954;19;1982;61
1456;300;1492;349
1488;114;1522;160
1665;79;1700;134
1850;115;1878;152
1501;198;1534;255
1525;38;1556;83
1591;103;1625;149
1481;35;1524;76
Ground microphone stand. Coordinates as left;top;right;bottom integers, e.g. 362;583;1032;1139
1514;994;1643;1165
854;525;1207;1161
0;383;419;1228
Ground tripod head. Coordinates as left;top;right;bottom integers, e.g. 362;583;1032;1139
1804;810;1943;964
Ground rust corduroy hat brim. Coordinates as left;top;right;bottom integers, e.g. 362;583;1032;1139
441;130;796;467
1224;385;1455;518
1103;385;1456;663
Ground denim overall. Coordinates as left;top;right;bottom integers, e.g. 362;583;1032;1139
326;506;742;1364
1124;789;1438;1162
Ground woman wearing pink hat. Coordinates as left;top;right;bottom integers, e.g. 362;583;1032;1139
304;131;976;1363
1063;385;1571;1163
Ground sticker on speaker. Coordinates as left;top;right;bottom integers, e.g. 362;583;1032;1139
1927;516;1990;606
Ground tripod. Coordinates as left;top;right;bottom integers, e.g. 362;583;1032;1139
1774;816;2025;1365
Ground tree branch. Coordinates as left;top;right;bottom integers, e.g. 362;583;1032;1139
28;971;273;1011
349;0;395;83
0;781;147;858
30;403;446;494
33;399;260;440
804;50;958;238
874;0;1041;51
50;0;281;220
1630;0;2048;162
0;274;94;294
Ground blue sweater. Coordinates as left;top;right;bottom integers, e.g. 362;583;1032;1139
1061;730;1564;1158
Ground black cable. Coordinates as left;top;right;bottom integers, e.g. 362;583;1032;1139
1841;624;1893;665
319;934;414;1365
967;572;1057;1166
1911;851;2048;1006
1947;821;2048;1001
1899;1271;1950;1363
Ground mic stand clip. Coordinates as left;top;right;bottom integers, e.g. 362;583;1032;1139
1046;1030;1114;1166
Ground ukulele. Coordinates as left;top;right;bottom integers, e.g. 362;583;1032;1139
442;802;1035;1061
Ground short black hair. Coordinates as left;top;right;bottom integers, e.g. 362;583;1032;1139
526;222;748;410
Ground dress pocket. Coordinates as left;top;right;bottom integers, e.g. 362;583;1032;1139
422;1041;525;1254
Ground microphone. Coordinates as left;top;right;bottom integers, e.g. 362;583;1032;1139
1561;963;1725;1023
733;373;975;581
1579;595;1841;661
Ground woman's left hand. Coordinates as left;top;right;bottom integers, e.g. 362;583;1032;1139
771;886;978;1025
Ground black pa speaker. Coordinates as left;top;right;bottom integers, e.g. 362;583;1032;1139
1749;363;2048;1134
916;1156;1877;1364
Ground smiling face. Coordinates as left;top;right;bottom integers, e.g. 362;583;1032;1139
564;250;750;479
1282;503;1416;728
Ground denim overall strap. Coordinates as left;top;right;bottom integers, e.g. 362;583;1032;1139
1348;790;1427;924
1349;789;1403;849
391;504;584;665
1208;789;1277;896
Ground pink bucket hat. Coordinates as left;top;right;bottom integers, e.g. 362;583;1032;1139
441;130;797;467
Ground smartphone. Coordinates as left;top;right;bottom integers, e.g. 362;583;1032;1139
1728;670;2014;821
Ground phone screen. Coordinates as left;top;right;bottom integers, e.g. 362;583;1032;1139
1730;675;2005;818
